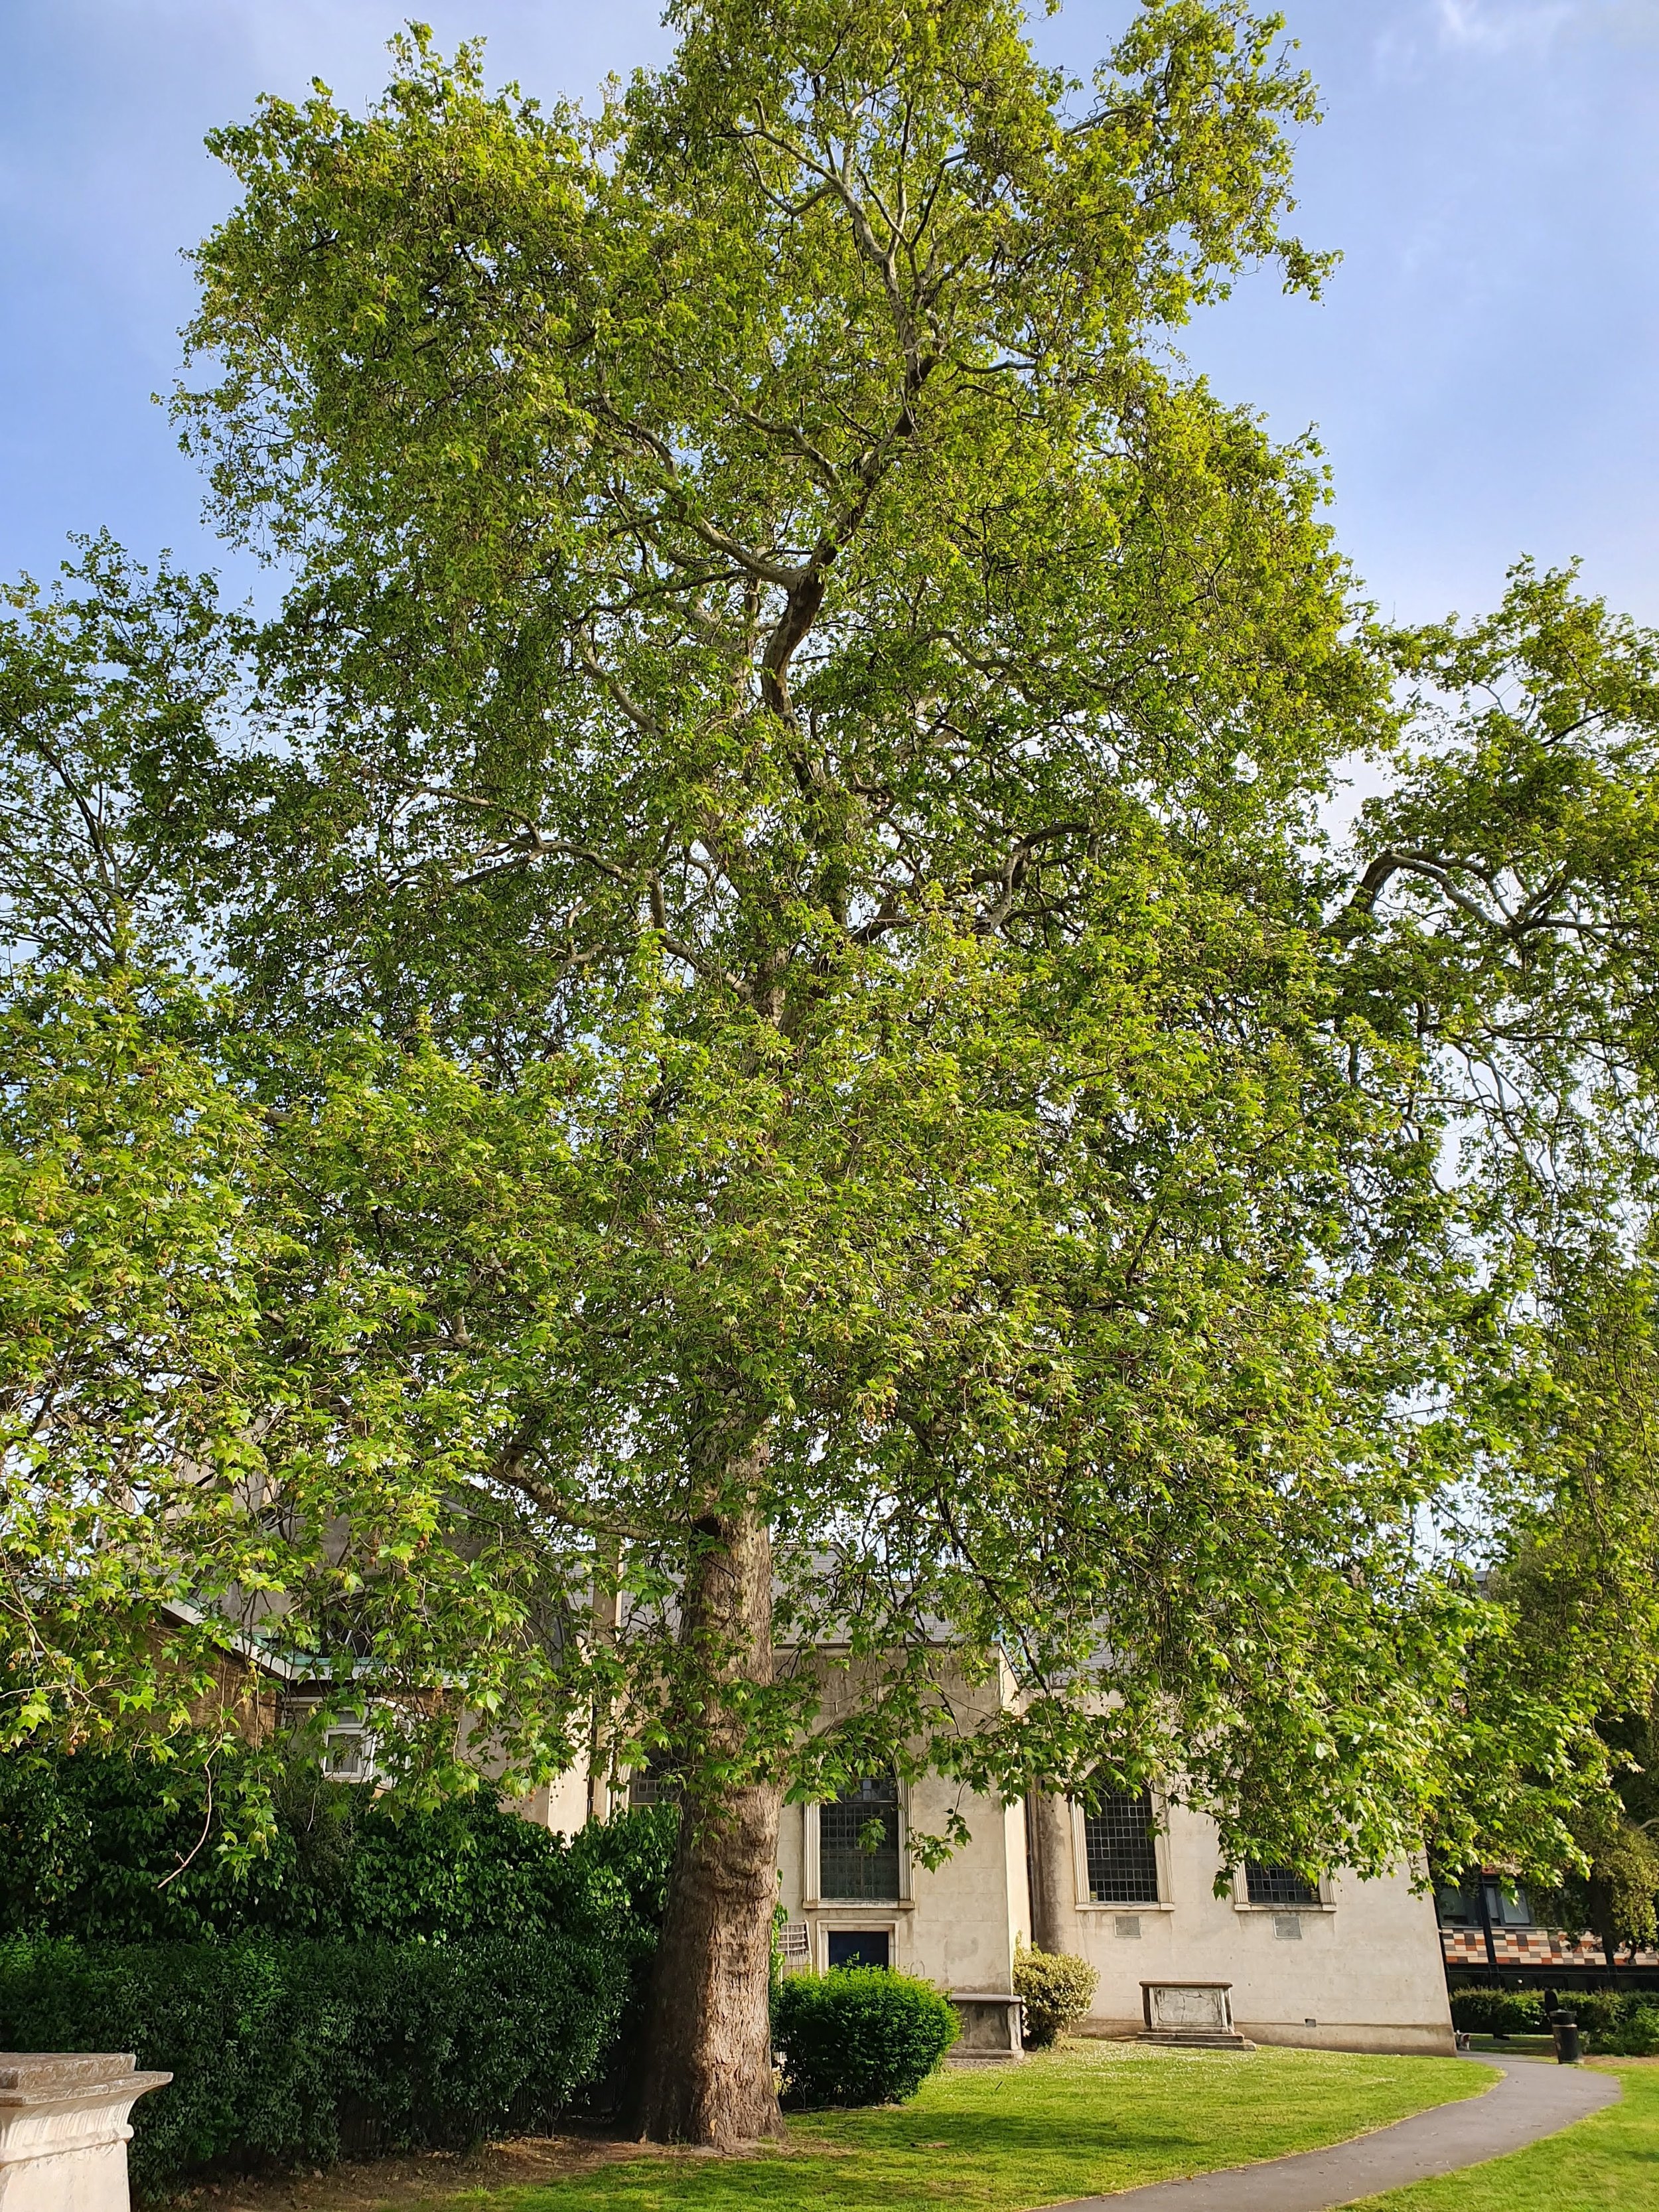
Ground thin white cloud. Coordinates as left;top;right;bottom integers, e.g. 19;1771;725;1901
1435;0;1577;50
1376;0;1644;73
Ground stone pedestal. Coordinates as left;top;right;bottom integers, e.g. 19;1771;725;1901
0;2055;171;2212
1139;1982;1254;2050
948;1992;1025;2064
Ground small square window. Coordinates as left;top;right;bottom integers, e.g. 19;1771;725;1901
827;1929;890;1970
323;1728;372;1783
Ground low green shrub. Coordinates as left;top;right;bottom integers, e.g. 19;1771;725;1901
1588;2004;1659;2055
1568;1988;1631;2036
0;1932;628;2197
1447;1988;1545;2035
774;1968;959;2106
0;1751;678;2185
1563;1988;1659;2053
1013;1942;1099;2048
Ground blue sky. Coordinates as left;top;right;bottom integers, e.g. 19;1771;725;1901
2;0;1656;627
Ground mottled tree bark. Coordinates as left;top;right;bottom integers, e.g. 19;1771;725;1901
634;1489;785;2146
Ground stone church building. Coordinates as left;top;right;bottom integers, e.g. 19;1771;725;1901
524;1652;1455;2059
198;1595;1451;2055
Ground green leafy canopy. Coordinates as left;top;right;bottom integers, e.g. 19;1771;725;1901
3;1;1657;1893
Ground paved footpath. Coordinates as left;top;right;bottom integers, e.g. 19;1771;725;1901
1041;2057;1621;2211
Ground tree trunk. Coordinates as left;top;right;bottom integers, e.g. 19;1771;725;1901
1025;1791;1074;1953
635;1491;785;2147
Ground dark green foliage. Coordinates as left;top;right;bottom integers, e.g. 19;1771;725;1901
1569;1988;1633;2035
0;1932;627;2197
0;1751;678;2187
1447;1988;1546;2033
1012;1943;1100;2048
1585;2004;1659;2055
564;1794;676;1931
0;1745;675;1948
0;1747;298;1942
773;1968;959;2107
1565;1988;1659;2053
1449;1984;1659;2052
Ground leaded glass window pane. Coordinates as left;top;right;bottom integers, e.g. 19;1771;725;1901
1082;1790;1160;1904
627;1757;680;1810
1245;1862;1321;1908
628;1771;680;1810
820;1773;901;1900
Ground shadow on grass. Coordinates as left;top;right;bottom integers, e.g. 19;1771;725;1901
421;2048;1488;2212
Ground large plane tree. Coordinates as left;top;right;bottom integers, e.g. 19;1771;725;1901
7;0;1659;2150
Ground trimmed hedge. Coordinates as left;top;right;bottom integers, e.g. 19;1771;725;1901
774;1968;959;2106
0;1753;681;2193
1589;2007;1659;2054
1447;1987;1544;2034
1013;1943;1099;2048
0;1932;628;2197
0;1747;676;1950
1448;1985;1659;2053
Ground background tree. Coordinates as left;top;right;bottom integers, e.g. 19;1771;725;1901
1343;567;1659;1937
1488;1252;1659;1966
0;552;599;1799
0;537;242;975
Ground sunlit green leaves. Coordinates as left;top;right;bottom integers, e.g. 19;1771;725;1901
7;3;1656;1891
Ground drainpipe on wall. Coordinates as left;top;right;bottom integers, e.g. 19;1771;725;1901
1025;1791;1074;1954
585;1544;620;1824
1475;1869;1499;1978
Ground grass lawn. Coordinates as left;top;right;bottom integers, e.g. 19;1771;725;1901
431;2043;1487;2212
1346;2059;1659;2211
